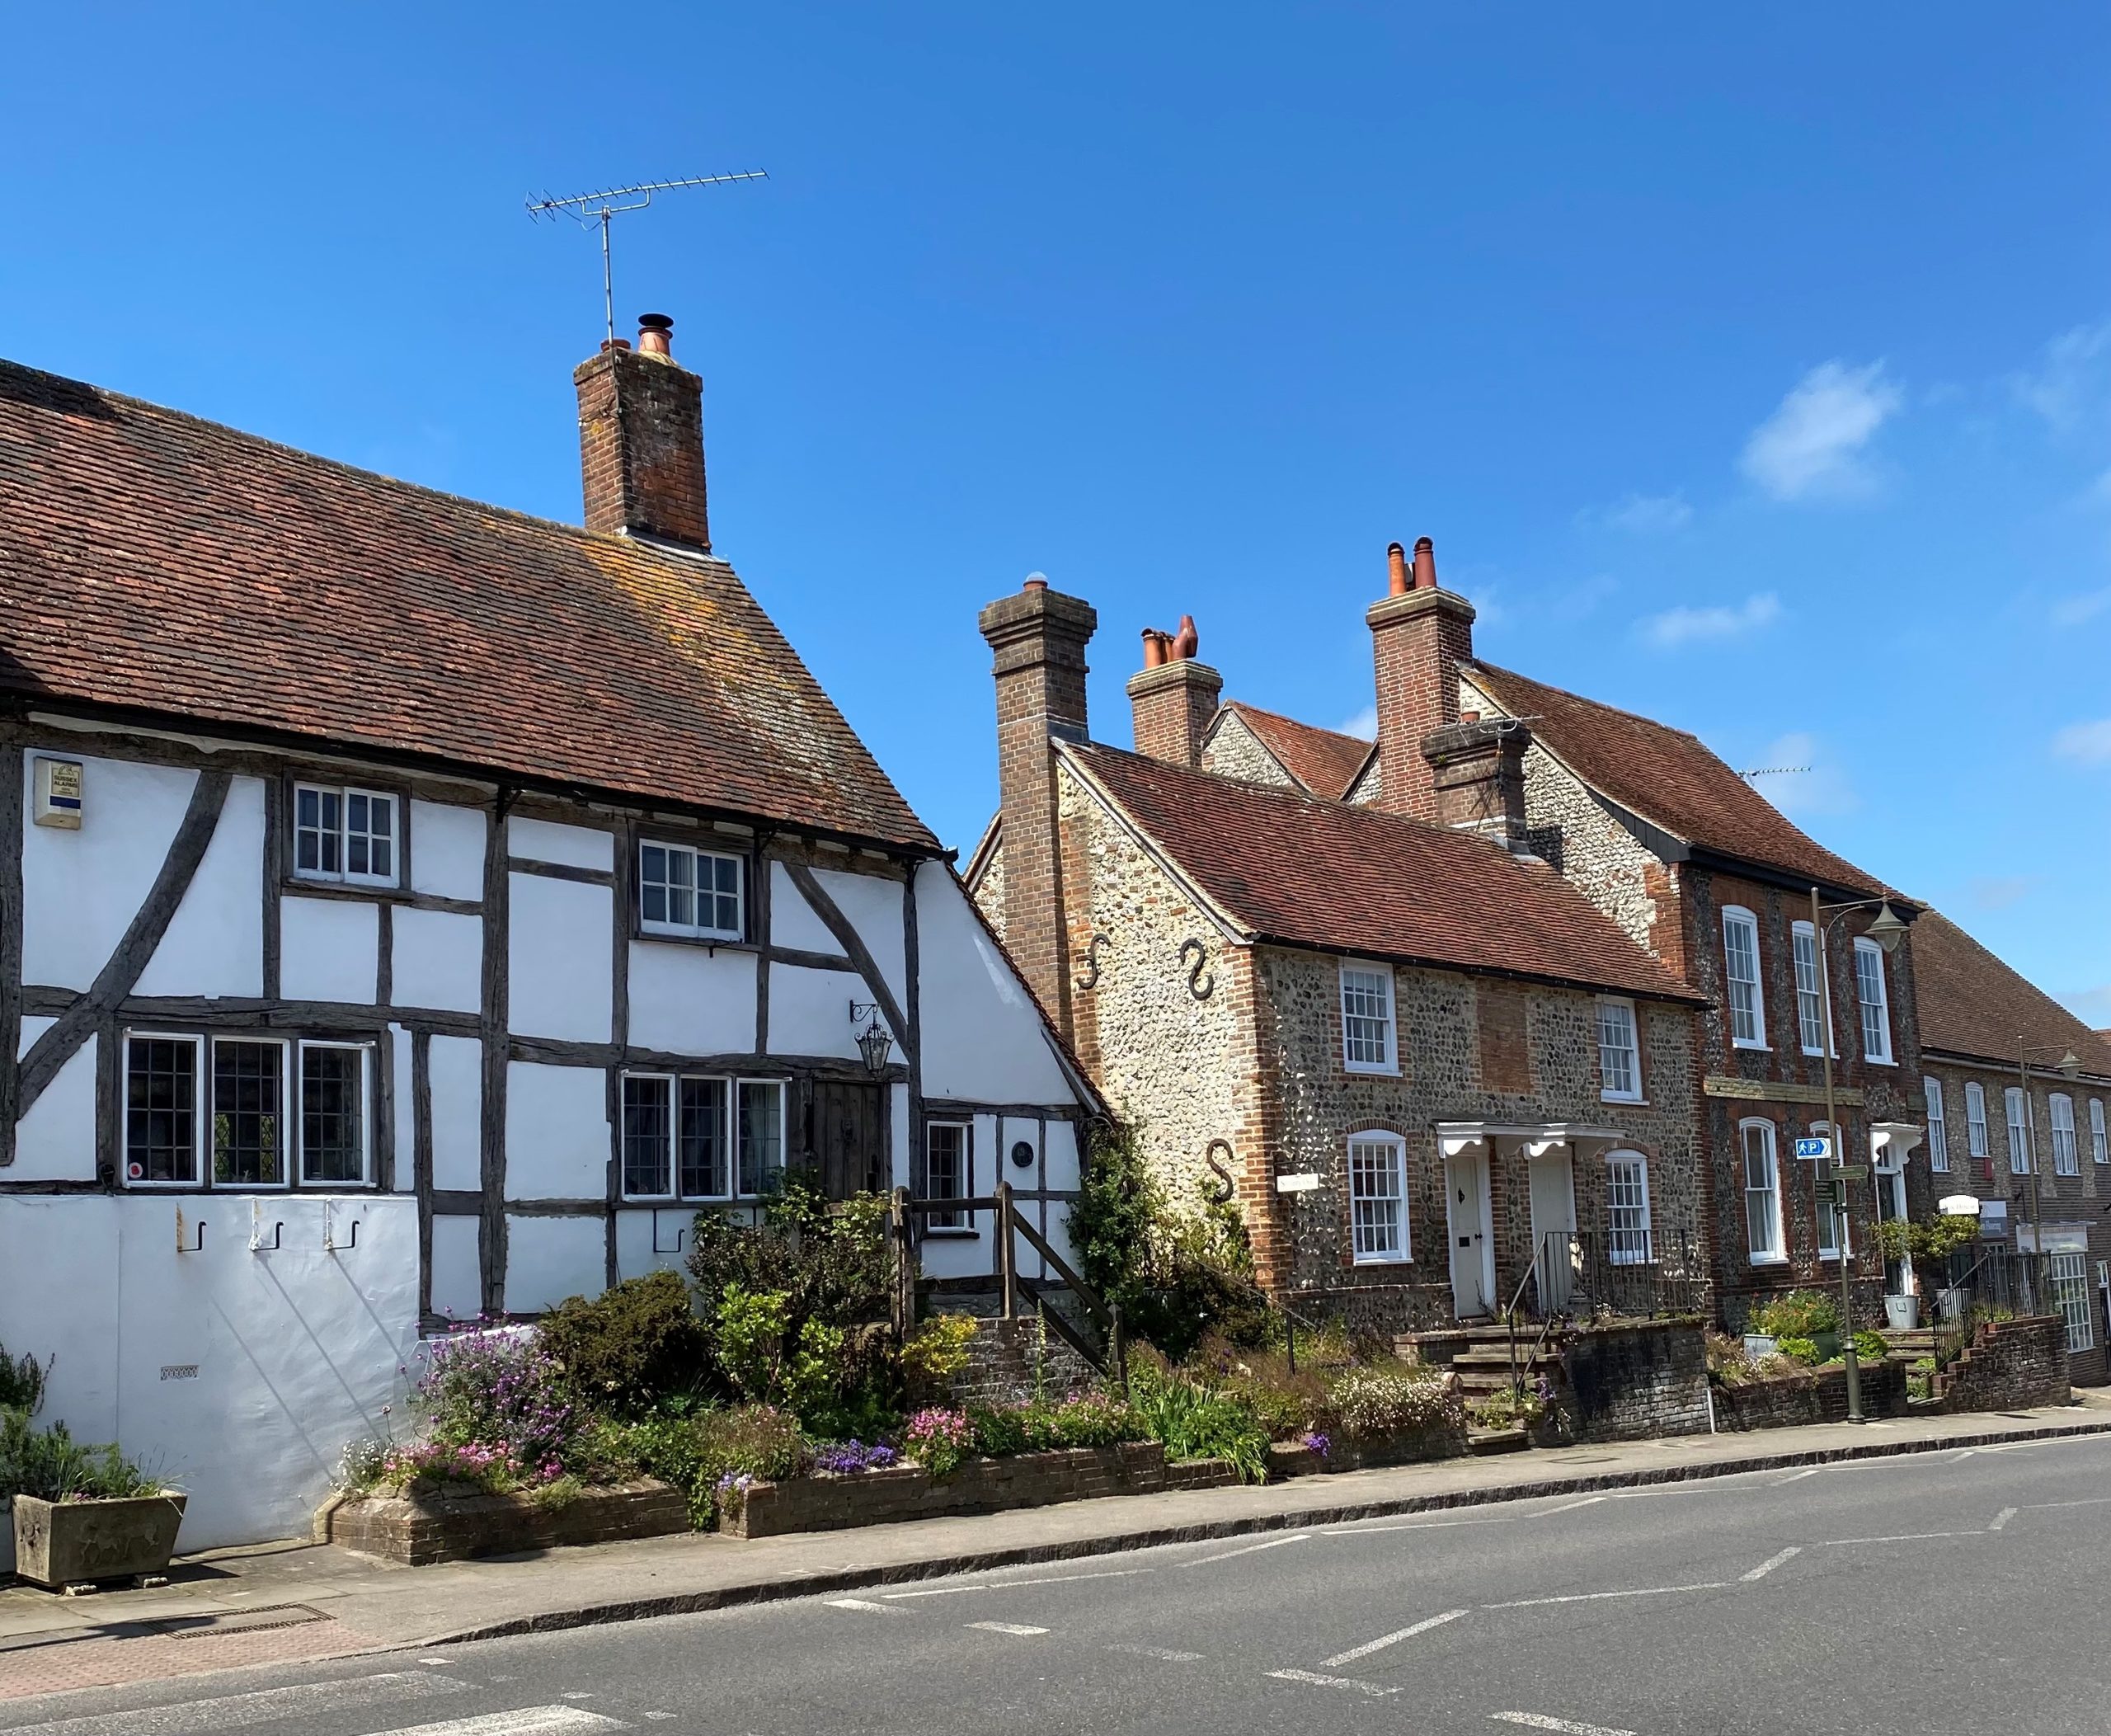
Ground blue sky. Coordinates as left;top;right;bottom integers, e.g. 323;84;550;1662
5;5;2108;1022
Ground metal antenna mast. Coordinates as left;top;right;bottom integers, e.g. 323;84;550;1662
526;171;768;344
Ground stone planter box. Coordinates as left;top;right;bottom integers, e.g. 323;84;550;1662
1712;1359;1908;1431
1268;1428;1466;1479
327;1479;689;1566
728;1442;1237;1539
12;1493;187;1589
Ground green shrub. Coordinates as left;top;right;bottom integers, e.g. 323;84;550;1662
539;1272;712;1417
1754;1291;1840;1339
901;1314;978;1389
0;1341;46;1415
1328;1365;1465;1440
1127;1368;1270;1484
687;1181;893;1338
1775;1335;1822;1367
1047;1391;1140;1449
1851;1329;1888;1363
0;1409;158;1502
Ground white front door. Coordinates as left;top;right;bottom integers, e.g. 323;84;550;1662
1527;1143;1578;1314
1445;1147;1496;1318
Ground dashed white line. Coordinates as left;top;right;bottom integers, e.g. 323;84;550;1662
1485;1582;1728;1609
1322;1608;1469;1666
1266;1668;1400;1697
0;1672;471;1736
1740;1547;1801;1582
824;1597;904;1614
368;1712;626;1736
1107;1644;1207;1661
969;1621;1050;1635
1492;1713;1638;1735
884;1568;1151;1598
1988;1508;2018;1531
2026;1496;2111;1508
1322;1514;1518;1535
1772;1467;1823;1485
1537;1496;1609;1516
1812;1531;1977;1546
1182;1532;1309;1566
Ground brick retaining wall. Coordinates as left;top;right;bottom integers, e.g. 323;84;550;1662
1712;1360;1909;1431
1938;1315;2071;1414
327;1480;690;1566
1561;1320;1712;1442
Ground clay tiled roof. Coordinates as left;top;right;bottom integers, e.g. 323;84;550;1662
1466;661;1888;899
1066;741;1698;1004
0;360;935;851
1912;911;2110;1075
1216;702;1375;801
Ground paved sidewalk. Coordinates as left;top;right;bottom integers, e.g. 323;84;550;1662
4;1397;2109;1700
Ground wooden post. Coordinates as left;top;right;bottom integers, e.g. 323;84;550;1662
996;1179;1017;1321
890;1186;912;1336
1110;1300;1128;1396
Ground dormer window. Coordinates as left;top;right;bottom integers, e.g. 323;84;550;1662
294;783;397;887
639;840;744;941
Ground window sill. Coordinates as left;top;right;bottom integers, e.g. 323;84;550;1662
1747;1254;1790;1268
1732;1040;1772;1053
1863;1056;1897;1068
1343;1063;1401;1079
920;1227;981;1240
639;924;747;948
1352;1254;1413;1268
1600;1092;1646;1107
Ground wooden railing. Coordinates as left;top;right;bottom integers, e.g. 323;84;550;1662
889;1180;1126;1387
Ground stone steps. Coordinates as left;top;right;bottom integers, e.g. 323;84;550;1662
1466;1426;1530;1456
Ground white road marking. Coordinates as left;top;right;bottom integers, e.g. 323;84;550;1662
969;1621;1050;1635
1492;1713;1638;1734
1323;1514;1517;1535
1266;1668;1400;1696
365;1712;625;1736
1537;1497;1608;1516
2026;1496;2111;1508
1988;1508;2018;1531
1322;1608;1469;1666
2;1672;469;1736
824;1597;904;1613
1485;1582;1728;1609
1772;1467;1823;1485
884;1568;1151;1598
1813;1531;1978;1546
1107;1644;1207;1661
1740;1547;1802;1581
1183;1532;1309;1566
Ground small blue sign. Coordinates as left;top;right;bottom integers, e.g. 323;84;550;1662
1794;1136;1832;1160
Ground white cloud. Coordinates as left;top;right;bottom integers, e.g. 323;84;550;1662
1593;492;1693;534
2013;322;2111;430
1739;360;1902;501
2052;718;2111;765
1746;732;1859;820
1638;591;1782;651
2053;586;2111;627
1336;705;1377;741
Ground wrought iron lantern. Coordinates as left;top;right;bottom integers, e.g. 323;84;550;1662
849;1000;894;1075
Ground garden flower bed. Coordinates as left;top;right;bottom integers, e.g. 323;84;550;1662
326;1479;689;1566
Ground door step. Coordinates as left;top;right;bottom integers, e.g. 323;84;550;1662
1466;1425;1530;1456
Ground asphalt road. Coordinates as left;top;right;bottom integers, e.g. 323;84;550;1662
10;1432;2111;1736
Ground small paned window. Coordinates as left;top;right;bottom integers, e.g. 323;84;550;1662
1339;963;1398;1074
1813;1122;1850;1259
926;1122;971;1229
1606;1151;1653;1266
639;841;743;941
126;1034;200;1185
1741;1120;1784;1264
300;1043;369;1183
622;1075;736;1201
1347;1134;1409;1263
2005;1086;2031;1174
2092;1099;2109;1166
737;1080;786;1197
2051;1094;2079;1177
2049;1252;2094;1354
294;783;397;887
1791;922;1831;1056
622;1075;675;1198
679;1078;731;1199
1597;999;1641;1103
1924;1078;1949;1173
1722;907;1766;1048
1966;1083;1989;1160
212;1038;285;1187
1854;939;1892;1064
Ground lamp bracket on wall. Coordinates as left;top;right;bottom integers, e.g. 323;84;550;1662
849;1000;896;1075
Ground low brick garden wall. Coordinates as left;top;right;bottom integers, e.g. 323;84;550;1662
1712;1358;1909;1431
1937;1315;2071;1414
728;1442;1238;1539
1561;1320;1710;1442
327;1480;690;1566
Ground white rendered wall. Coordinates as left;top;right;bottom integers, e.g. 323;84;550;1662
0;1193;420;1551
502;1062;607;1199
135;775;264;1000
769;962;872;1061
281;896;379;1004
410;799;486;901
12;1037;97;1182
768;863;845;957
914;863;1072;1103
505;1215;604;1312
507;875;612;1042
811;867;906;1005
389;1025;415;1173
628;942;756;1056
389;908;481;1014
429;1215;482;1322
506;816;613;872
614;1208;692;1281
429;1035;484;1192
21;753;195;990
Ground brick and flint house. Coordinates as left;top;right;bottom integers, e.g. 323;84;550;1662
1911;910;2111;1381
0;320;1093;1546
966;564;1709;1334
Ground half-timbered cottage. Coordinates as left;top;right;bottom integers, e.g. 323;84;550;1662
0;322;1091;1545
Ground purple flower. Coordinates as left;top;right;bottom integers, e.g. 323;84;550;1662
1302;1432;1331;1460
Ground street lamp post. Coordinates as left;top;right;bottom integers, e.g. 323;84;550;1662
1808;888;1910;1426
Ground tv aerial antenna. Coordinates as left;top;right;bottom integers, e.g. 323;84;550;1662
526;171;769;346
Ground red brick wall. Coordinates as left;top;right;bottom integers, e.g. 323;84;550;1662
1127;661;1224;769
1366;589;1475;821
573;348;712;548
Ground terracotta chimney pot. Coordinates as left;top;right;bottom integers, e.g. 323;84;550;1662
1171;614;1199;661
1412;536;1437;590
636;313;674;357
1387;541;1408;596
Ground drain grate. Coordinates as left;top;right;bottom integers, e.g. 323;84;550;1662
141;1602;333;1640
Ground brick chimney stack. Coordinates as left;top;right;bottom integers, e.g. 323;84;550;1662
1366;537;1476;821
1126;614;1222;769
575;314;712;550
979;576;1098;1035
1422;717;1532;853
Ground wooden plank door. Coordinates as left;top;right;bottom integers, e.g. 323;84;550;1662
814;1081;886;1199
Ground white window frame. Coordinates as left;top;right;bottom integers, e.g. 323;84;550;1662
296;1039;374;1188
619;1071;737;1202
1790;920;1833;1057
1606;1150;1653;1266
2005;1085;2031;1175
1722;906;1767;1050
292;782;400;888
1339;961;1399;1075
925;1119;973;1230
2048;1250;2094;1354
1812;1120;1850;1261
2050;1093;2079;1177
1347;1132;1411;1264
209;1033;292;1191
1596;997;1643;1103
123;1030;205;1188
1853;938;1893;1065
2092;1098;2108;1167
637;840;745;943
619;1071;677;1202
1924;1077;1949;1174
736;1078;788;1197
1965;1081;1989;1161
1741;1118;1785;1266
